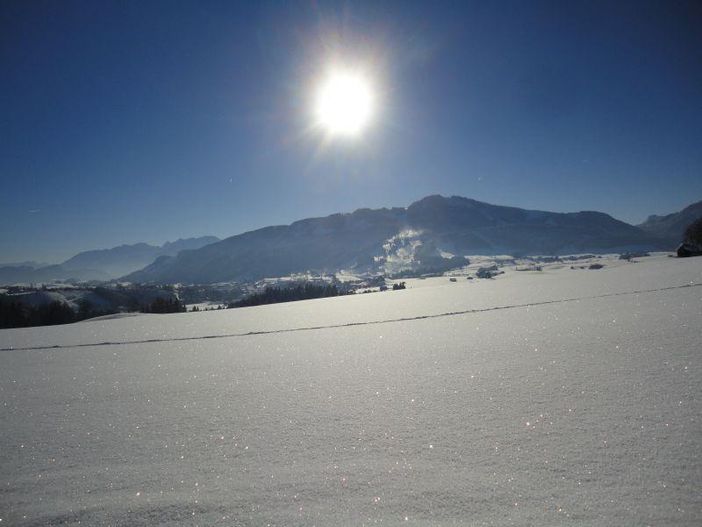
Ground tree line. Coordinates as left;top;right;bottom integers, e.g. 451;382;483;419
0;298;114;329
140;298;186;313
229;283;347;308
0;295;186;329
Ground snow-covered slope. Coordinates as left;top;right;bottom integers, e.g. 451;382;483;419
1;254;700;525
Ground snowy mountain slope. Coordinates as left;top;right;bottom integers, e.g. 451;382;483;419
125;195;666;284
1;254;700;525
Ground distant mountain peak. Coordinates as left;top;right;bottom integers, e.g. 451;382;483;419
0;236;220;285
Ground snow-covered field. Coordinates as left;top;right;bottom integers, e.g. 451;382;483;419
1;254;701;525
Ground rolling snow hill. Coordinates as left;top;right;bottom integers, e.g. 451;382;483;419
1;253;700;525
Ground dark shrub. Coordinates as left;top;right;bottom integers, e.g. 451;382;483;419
684;217;702;246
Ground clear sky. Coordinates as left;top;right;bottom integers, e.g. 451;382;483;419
2;0;701;264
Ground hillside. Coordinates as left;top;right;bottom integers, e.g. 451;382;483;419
638;200;702;247
126;195;665;284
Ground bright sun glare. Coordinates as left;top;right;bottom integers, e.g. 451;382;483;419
315;70;374;137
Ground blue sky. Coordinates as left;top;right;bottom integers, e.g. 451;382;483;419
2;0;701;263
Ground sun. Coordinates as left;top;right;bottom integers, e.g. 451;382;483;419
315;70;374;137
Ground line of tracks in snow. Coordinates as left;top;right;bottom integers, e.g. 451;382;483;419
2;282;701;352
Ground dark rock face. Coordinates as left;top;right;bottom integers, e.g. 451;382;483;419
125;195;668;284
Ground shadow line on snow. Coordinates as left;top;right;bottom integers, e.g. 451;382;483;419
2;282;701;352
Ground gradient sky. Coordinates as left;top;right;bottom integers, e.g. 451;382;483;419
2;0;701;264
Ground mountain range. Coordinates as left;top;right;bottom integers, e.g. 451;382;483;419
0;237;219;285
3;196;699;287
124;195;699;285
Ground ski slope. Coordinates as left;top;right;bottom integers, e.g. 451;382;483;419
1;254;701;525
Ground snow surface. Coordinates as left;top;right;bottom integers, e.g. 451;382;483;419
1;254;701;525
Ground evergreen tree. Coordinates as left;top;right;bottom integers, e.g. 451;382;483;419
684;217;702;246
